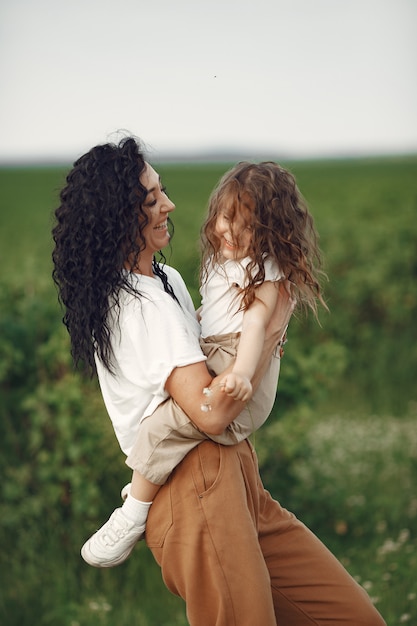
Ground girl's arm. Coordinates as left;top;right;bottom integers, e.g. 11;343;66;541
220;280;279;401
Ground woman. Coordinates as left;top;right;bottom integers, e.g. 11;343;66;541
52;136;385;625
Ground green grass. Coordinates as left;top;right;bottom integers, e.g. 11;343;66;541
0;167;68;284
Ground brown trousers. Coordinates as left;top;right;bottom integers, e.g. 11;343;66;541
146;439;386;626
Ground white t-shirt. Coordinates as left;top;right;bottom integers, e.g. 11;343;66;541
200;256;283;337
95;266;206;456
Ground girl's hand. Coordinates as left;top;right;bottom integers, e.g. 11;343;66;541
220;372;253;402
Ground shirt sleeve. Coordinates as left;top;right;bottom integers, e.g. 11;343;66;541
117;291;206;398
263;257;284;282
227;257;284;287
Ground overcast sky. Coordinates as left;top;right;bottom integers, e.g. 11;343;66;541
1;0;416;163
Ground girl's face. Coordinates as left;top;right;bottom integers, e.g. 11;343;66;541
214;198;253;261
140;163;175;257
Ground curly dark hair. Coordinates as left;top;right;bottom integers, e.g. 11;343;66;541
200;161;327;316
52;136;175;375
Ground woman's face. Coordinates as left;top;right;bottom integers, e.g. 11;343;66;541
140;163;175;255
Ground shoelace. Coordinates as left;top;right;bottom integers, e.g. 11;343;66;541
99;514;132;547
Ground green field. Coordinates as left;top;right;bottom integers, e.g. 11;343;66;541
1;156;416;624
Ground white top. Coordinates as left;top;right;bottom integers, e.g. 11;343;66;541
200;256;284;337
95;266;206;456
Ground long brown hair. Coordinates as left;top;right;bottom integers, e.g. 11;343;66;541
200;161;327;316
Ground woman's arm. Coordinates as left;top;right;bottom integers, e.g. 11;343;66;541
165;280;295;435
165;359;242;435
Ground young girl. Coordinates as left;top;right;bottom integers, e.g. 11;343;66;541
80;161;323;568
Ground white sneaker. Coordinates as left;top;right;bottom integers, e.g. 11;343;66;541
81;507;145;568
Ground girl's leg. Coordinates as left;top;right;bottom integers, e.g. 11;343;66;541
129;470;160;502
118;470;159;533
126;397;208;484
81;401;208;568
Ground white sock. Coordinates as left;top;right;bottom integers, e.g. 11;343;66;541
121;494;152;525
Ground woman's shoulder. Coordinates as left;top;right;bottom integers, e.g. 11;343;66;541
163;264;185;285
161;265;191;300
120;266;196;324
123;266;185;294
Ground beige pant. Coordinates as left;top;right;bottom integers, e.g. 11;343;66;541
126;332;281;484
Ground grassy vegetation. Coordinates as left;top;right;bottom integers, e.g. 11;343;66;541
1;155;416;625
